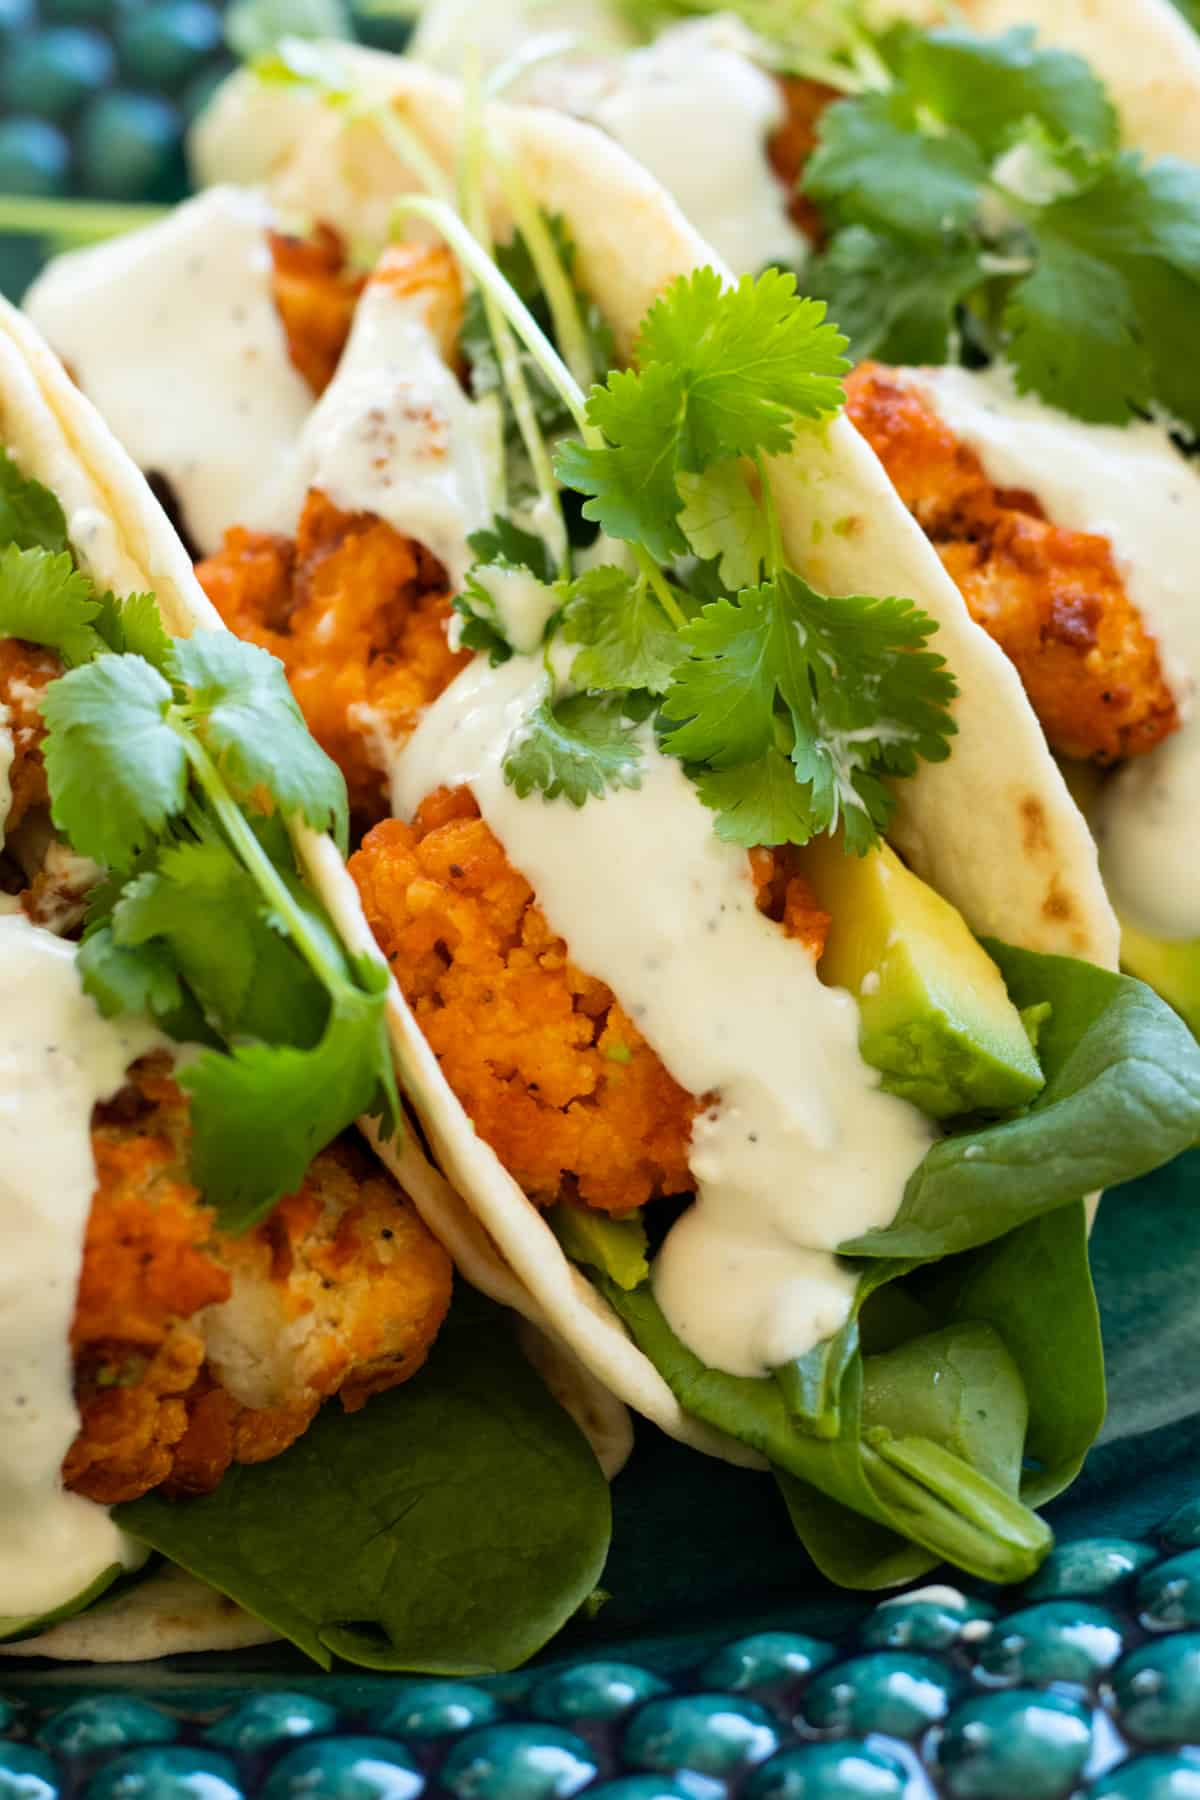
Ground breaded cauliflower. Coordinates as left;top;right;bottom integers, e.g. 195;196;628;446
66;1057;453;1504
269;225;365;395
350;788;828;1216
197;491;467;821
768;75;839;243
846;363;1180;765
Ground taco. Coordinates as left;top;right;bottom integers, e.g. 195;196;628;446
403;0;1200;1038
21;47;1200;1589
0;294;616;1666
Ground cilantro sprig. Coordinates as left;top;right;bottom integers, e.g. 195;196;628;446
0;490;398;1232
410;207;956;849
802;24;1200;429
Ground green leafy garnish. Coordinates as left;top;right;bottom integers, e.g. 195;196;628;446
461;213;613;454
0;448;70;554
557;268;847;560
660;573;957;850
562;566;687;697
503;694;644;805
118;1293;611;1672
803;24;1200;429
0;544;107;668
0;463;398;1229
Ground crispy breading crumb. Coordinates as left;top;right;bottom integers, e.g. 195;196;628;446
196;491;467;820
846;362;1180;764
65;1058;453;1504
350;788;828;1215
768;76;839;244
268;225;365;395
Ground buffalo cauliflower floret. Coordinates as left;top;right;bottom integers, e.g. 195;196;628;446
0;637;59;839
65;1057;453;1504
846;362;1180;765
196;491;467;821
349;787;828;1216
269;224;365;395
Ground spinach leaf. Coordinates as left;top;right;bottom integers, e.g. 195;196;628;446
843;945;1200;1261
117;1296;610;1672
600;1277;1051;1587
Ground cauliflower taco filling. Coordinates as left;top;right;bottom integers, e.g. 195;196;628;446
397;0;1200;1031
81;151;1195;1581
0;444;459;1633
17;49;1200;1591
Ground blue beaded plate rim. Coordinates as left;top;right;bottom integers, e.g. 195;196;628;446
7;1505;1200;1798
4;5;1200;1797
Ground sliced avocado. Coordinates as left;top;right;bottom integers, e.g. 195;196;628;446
549;1204;650;1291
798;836;1044;1119
1119;915;1200;1039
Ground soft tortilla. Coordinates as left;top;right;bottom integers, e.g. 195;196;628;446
187;49;1116;1468
0;294;632;1659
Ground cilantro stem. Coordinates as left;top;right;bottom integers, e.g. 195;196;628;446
458;62;570;572
397;194;594;441
638;553;688;630
491;148;598;396
0;195;167;243
755;450;785;576
348;96;455;207
174;722;358;1008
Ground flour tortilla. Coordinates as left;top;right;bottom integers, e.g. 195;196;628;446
187;48;1116;1469
0;295;631;1661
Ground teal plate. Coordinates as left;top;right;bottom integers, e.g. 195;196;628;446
2;4;1200;1793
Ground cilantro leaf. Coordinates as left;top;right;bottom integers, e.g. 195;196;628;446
0;545;105;666
0;450;69;554
503;693;643;805
452;587;512;666
92;590;175;672
676;461;769;591
902;26;1118;160
173;632;348;845
111;838;328;1046
562;566;686;697
633;267;849;468
691;748;820;849
40;655;187;867
180;972;390;1233
805;91;987;240
1003;239;1150;422
558;271;846;560
77;923;184;1021
806;226;987;366
467;516;557;583
662;573;956;850
557;363;689;562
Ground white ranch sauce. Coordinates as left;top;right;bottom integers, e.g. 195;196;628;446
0;915;159;1616
249;268;495;590
553;19;809;276
474;564;558;654
390;654;933;1377
912;364;1200;942
24;186;314;555
416;3;807;274
0;702;12;850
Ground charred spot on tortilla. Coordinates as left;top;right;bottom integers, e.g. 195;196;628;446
1020;795;1050;858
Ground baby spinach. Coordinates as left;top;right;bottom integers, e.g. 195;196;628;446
117;1296;610;1672
843;945;1200;1261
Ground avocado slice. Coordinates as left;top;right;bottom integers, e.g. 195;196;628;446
549;1204;650;1291
1119;915;1200;1039
798;836;1044;1119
